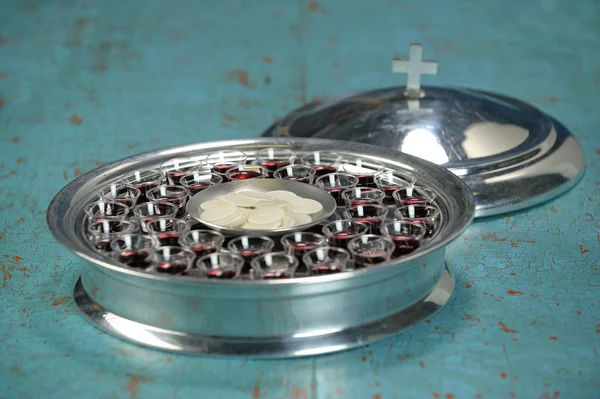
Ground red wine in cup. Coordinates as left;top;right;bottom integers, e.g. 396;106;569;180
156;262;188;275
212;163;237;176
118;250;152;269
237;250;266;272
355;250;388;268
313;165;338;177
185;182;212;195
190;244;218;258
262;271;292;279
389;236;420;258
408;219;435;238
261;160;290;176
310;265;343;275
166;171;190;186
353;217;383;233
156;232;181;247
205;269;237;279
355;175;376;187
329;232;356;248
133;182;159;203
287;242;319;269
229;170;263;180
94;239;112;252
325;188;345;206
348;198;379;207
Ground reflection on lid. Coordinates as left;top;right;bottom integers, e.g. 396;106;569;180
462;122;529;159
401;128;449;165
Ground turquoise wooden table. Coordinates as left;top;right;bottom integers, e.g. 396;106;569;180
1;1;599;398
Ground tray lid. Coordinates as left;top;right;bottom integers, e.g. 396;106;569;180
261;44;585;218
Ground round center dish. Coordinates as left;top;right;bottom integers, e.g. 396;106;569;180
187;179;337;236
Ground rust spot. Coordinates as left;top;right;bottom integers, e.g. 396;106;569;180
16;158;23;164
0;36;11;46
0;235;3;240
500;371;507;379
509;393;516;398
546;96;558;103
307;1;319;11
463;314;481;323
596;149;600;154
0;72;6;80
11;136;19;144
549;336;558;341
432;394;441;399
465;283;472;289
361;355;367;362
373;395;381;399
69;114;83;125
124;374;153;399
507;290;523;296
541;392;560;399
579;244;589;254
577;310;581;315
127;143;139;150
95;160;104;167
63;171;68;180
227;70;250;87
504;216;510;221
291;385;307;399
476;395;483;399
264;75;272;84
510;272;516;276
252;386;261;399
74;168;82;177
74;18;92;27
498;321;518;333
118;348;137;357
222;113;236;121
446;395;455;399
3;270;13;281
419;360;425;368
51;296;69;306
13;256;23;264
262;56;273;63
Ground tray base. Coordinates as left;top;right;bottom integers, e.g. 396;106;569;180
73;265;454;358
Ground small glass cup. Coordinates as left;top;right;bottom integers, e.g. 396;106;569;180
196;252;244;279
110;234;158;269
315;173;359;206
300;151;342;177
394;204;441;238
160;157;205;185
149;246;195;275
341;158;385;187
374;171;417;203
280;232;327;271
121;169;164;202
274;165;316;184
146;217;190;246
178;229;225;259
146;185;190;218
251;252;299;279
380;220;427;258
255;148;296;177
347;234;395;268
341;187;386;207
321;219;369;249
205;150;247;176
392;185;438;206
132;201;179;232
302;247;351;275
97;183;141;209
87;219;140;252
180;170;223;195
225;164;267;181
342;204;388;233
227;235;275;272
85;199;130;222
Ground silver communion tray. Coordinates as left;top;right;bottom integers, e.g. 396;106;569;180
47;138;475;358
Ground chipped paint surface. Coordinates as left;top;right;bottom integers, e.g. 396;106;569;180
0;0;599;398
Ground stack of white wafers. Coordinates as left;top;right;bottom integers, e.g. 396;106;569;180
199;190;324;229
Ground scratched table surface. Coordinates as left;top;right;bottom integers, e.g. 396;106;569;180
1;0;599;398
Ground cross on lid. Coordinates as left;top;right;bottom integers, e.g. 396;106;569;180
392;44;438;95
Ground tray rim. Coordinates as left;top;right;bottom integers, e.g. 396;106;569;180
47;137;475;287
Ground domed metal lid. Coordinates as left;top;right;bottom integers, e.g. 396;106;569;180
261;44;585;217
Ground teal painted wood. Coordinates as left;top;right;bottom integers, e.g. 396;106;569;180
1;0;598;398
